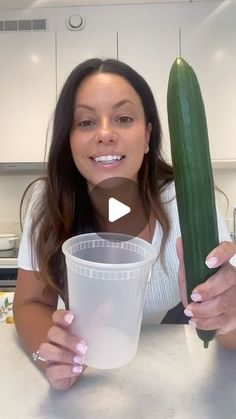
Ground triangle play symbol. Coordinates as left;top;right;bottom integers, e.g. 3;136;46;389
108;197;131;223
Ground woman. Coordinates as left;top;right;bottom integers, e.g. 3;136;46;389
13;58;236;391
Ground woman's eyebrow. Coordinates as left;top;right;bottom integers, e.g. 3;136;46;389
112;99;135;109
75;104;94;111
74;99;135;112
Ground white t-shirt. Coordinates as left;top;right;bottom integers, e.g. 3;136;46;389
18;180;231;321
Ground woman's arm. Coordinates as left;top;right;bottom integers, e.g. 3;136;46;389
13;268;87;391
13;268;58;371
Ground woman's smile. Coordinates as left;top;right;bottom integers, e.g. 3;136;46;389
90;153;125;168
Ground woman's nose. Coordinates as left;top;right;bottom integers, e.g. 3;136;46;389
95;120;117;144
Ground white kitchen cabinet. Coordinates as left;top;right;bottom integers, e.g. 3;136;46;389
118;1;236;164
0;32;56;163
0;11;117;164
56;9;117;95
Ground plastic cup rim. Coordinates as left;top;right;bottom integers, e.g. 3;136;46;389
62;232;157;270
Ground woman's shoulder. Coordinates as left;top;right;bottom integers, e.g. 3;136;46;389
28;178;46;203
22;178;46;219
160;180;176;204
160;181;180;231
31;178;46;195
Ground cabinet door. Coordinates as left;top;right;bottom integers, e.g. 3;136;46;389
118;19;176;162
57;28;117;95
0;32;56;162
118;2;236;163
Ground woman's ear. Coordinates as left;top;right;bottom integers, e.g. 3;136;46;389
144;144;150;154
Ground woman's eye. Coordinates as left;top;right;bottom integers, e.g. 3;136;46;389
78;119;95;128
117;115;133;124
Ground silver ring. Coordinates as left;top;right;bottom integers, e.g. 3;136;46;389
32;350;47;363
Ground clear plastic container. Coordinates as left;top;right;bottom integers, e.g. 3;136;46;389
62;232;157;369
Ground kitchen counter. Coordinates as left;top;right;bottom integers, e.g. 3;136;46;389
1;323;236;419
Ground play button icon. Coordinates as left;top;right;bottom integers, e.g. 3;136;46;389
89;177;150;240
108;198;131;222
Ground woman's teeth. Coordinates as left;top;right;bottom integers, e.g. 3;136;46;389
94;155;123;163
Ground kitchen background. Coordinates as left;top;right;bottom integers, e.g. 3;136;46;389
0;0;235;245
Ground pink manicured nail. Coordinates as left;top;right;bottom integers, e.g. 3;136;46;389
191;293;202;302
64;313;74;324
73;355;84;365
73;365;83;374
184;309;193;317
76;342;87;354
206;256;218;268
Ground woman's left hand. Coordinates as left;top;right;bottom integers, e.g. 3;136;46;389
176;238;236;335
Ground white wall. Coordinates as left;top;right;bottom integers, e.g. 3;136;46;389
0;175;38;239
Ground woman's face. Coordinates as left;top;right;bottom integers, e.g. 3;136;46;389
70;72;152;189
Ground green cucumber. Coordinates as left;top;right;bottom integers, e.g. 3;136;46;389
167;57;219;348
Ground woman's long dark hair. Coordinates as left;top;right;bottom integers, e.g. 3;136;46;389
23;58;173;301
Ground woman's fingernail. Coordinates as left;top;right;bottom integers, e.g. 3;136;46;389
73;365;83;374
64;313;74;324
206;256;218;268
189;319;197;328
73;355;84;365
191;293;202;302
76;342;87;354
184;309;193;317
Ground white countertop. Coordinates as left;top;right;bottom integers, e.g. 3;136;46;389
0;257;17;268
1;323;236;419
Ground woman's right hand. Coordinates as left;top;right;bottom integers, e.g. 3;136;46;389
38;309;87;391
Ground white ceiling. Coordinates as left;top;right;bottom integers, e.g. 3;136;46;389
0;0;187;10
